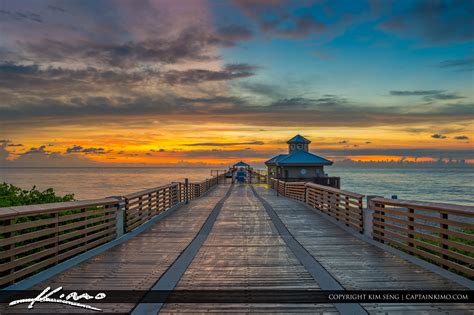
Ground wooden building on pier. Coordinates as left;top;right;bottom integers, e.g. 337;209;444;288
265;135;340;187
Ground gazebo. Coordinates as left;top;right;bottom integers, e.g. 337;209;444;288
265;135;339;187
233;161;250;169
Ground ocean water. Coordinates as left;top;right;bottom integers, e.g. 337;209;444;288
1;166;473;205
329;166;473;206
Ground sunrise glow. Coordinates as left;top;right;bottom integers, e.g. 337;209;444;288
0;0;472;167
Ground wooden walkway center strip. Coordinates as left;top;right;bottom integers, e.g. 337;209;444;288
250;185;368;315
131;185;233;315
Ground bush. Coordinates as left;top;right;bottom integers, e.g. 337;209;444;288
0;183;74;207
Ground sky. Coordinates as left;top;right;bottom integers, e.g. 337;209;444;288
0;0;473;167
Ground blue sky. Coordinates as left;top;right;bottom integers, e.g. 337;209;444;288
216;0;473;105
0;0;472;166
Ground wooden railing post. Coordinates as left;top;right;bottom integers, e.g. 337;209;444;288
147;192;152;219
378;203;385;244
185;178;189;204
344;196;350;227
305;183;310;205
80;207;87;251
115;198;126;238
53;212;59;264
440;212;449;270
5;219;14;285
332;192;338;221
408;208;415;255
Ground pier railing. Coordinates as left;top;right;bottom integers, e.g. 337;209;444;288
269;178;474;278
124;183;180;232
0;199;119;287
280;177;341;189
0;173;226;287
249;170;268;183
306;183;364;232
369;198;474;278
284;182;306;201
269;178;364;233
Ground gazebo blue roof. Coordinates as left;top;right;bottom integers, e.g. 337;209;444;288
265;154;288;166
233;161;250;167
276;150;332;166
265;150;332;166
287;134;311;144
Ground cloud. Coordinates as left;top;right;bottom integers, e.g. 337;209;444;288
454;135;469;140
437;58;474;72
238;82;283;98
320;148;474;160
271;14;325;39
338;140;348;144
390;90;443;96
0;62;156;99
150;148;167;152
13;24;250;69
431;134;447;139
0;61;260;115
0;0;251;72
47;5;66;13
216;25;253;41
390;90;465;101
182;148;271;159
23;145;47;154
2;148;101;167
232;0;326;39
0;9;42;23
66;145;108;154
161;64;257;85
424;93;464;101
184;141;264;147
7;143;23;147
379;0;474;44
267;95;348;110
1;92;473;129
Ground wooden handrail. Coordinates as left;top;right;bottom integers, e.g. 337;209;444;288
0;198;119;287
269;178;365;233
269;177;474;278
306;182;364;199
305;181;364;233
370;198;474;278
124;183;178;199
370;197;474;216
0;172;226;287
285;182;306;201
0;198;118;219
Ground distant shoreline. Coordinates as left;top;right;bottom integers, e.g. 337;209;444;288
1;164;473;169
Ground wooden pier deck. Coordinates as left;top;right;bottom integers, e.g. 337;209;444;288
1;183;473;314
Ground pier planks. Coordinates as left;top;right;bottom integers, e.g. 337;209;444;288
2;183;472;314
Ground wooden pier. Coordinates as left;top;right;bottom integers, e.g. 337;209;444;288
1;171;473;314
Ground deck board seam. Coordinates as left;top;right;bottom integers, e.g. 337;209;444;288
277;192;474;290
250;185;368;315
131;185;233;315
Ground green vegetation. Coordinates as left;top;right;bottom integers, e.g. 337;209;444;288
0;185;115;288
0;183;74;207
381;229;473;279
